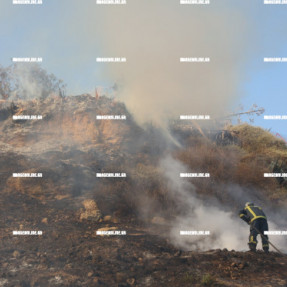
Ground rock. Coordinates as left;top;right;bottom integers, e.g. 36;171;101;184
13;250;20;258
102;215;119;223
111;217;119;223
93;277;101;284
103;215;112;222
151;216;166;225
80;199;102;222
126;278;135;285
41;218;48;224
88;272;93;277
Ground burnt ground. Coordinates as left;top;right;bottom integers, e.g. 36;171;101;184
1;192;287;287
0;96;287;286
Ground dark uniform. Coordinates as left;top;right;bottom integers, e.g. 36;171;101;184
239;204;269;252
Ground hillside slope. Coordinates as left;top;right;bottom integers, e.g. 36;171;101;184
0;95;286;287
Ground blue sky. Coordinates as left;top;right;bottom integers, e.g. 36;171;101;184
236;3;287;138
0;0;287;137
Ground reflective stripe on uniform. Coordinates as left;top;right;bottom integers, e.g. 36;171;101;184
245;206;266;223
239;214;245;218
249;236;257;244
246;206;256;217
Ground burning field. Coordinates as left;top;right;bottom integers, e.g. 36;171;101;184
0;95;287;287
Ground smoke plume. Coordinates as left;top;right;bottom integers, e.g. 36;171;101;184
160;155;287;252
66;0;257;126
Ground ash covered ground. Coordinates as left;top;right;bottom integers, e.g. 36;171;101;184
0;95;287;287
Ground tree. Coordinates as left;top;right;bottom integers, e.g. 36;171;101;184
0;63;66;100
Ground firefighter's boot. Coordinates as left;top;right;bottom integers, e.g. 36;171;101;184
248;243;256;252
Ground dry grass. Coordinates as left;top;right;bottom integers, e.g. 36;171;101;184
228;124;287;159
175;124;287;201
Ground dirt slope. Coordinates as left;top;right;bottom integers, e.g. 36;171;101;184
0;95;286;287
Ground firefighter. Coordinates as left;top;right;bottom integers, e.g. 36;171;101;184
239;202;269;253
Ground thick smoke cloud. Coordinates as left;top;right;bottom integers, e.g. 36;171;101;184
65;0;257;126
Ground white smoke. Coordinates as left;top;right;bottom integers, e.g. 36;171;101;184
160;155;287;252
63;0;258;127
12;64;43;99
